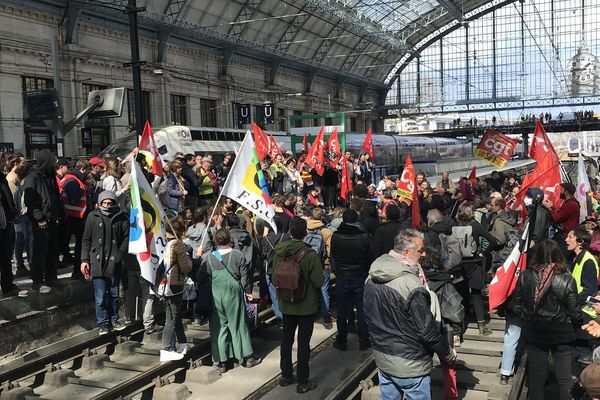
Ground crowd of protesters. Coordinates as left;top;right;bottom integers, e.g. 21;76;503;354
3;145;600;399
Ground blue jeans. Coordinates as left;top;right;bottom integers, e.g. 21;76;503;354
378;371;431;400
500;313;521;376
335;275;369;345
13;217;32;266
321;268;331;322
265;273;282;321
93;276;120;327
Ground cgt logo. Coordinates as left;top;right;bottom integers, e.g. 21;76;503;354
483;137;514;156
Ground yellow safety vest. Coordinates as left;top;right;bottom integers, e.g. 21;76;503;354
572;250;599;319
198;168;214;196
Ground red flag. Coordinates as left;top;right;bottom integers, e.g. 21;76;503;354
468;167;477;188
530;120;558;163
302;133;308;153
269;135;282;157
489;224;529;310
515;171;531;226
361;128;374;159
252;122;270;160
340;155;353;202
411;181;421;229
324;129;342;168
305;127;326;176
519;151;562;204
396;153;415;205
138;120;164;177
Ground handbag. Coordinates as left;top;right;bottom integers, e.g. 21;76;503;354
209;251;258;328
182;277;197;301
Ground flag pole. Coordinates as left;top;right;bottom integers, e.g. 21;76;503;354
198;131;251;247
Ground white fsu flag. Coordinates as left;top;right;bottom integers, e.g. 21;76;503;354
576;151;591;223
221;132;277;233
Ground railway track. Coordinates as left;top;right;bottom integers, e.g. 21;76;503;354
324;314;527;400
0;308;274;400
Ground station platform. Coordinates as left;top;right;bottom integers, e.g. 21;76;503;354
427;158;536;188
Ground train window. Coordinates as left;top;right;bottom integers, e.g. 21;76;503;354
208;131;217;141
157;145;168;155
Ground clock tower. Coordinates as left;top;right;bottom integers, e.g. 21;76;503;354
569;46;598;95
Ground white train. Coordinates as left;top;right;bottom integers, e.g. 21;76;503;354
100;125;472;179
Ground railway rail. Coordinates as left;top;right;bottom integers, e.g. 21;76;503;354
0;308;273;400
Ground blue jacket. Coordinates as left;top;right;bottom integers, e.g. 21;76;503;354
163;172;188;211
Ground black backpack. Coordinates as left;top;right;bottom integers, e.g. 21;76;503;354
272;247;311;304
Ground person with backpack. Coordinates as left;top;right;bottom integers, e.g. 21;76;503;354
330;209;371;351
200;228;262;373
453;202;498;336
260;219;291;324
80;191;129;335
306;207;333;327
155;218;193;362
272;217;324;394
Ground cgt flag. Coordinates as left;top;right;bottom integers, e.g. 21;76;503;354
530;120;559;164
397;153;415;205
340;155;353;202
361;128;374;159
468;167;477;188
306;127;326;176
302;133;308;153
129;159;168;285
139;121;164;177
252;122;270;161
488;223;529;311
269;134;282;157
324;129;341;168
221;131;277;233
474;129;518;168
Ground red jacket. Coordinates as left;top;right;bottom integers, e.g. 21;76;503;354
550;198;580;236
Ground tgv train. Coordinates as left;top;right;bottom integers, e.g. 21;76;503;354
100;126;471;178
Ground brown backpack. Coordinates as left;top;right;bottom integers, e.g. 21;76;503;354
272;247;311;303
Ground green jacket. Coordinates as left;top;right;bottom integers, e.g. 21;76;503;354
272;239;324;316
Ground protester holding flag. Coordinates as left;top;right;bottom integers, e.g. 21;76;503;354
81;190;129;335
513;239;582;400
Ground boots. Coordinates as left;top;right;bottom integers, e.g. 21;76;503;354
477;321;492;336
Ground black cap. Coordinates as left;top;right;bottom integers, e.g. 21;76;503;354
561;182;576;195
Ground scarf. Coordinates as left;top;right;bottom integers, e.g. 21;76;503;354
533;263;559;305
99;204;119;217
389;250;429;290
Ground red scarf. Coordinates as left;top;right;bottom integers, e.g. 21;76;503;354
533;263;559;305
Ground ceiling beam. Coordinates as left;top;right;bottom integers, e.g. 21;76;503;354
435;0;464;23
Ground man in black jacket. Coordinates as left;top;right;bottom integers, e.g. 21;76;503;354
182;154;199;208
370;204;410;259
353;184;380;236
0;171;25;297
423;209;453;253
23;150;65;293
330;209;371;351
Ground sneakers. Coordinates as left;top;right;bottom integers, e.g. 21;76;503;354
216;362;227;373
332;341;347;351
500;374;510;385
2;284;27;298
577;355;593;365
322;318;335;330
477;321;492;336
453;335;462;348
279;376;295;387
358;341;371;351
179;343;192;355
145;324;161;335
32;284;52;294
243;356;262;368
112;321;127;331
160;350;184;362
296;381;317;394
99;326;111;335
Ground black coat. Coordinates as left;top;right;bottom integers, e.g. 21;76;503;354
330;222;370;278
514;266;582;344
370;220;409;260
359;200;380;236
81;209;129;278
180;164;198;195
0;173;16;225
423;217;454;253
22;169;64;222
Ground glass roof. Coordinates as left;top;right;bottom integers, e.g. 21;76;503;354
348;0;441;33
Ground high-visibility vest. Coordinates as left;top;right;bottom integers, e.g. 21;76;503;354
198;168;214;196
572;250;599;319
300;170;313;186
58;173;88;219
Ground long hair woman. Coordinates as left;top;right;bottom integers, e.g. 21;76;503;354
101;159;129;198
513;239;582;400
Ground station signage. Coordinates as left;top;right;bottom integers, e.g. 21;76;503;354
474;129;518;168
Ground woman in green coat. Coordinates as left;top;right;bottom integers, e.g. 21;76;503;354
201;228;262;373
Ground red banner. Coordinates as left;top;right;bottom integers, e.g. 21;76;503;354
468;167;477;188
411;181;421;229
269;134;282;157
397;153;415;205
305;127;326;176
361;128;374;159
139;120;164;177
530;120;559;164
252;123;270;161
302;133;308;153
474;129;518;168
324;129;341;168
340;155;353;202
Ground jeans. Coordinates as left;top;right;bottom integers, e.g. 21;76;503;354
526;342;574;400
93;276;120;327
378;371;431;400
335;275;369;345
265;273;282;321
141;277;156;330
500;314;522;376
0;224;15;292
161;289;186;350
124;267;142;323
31;221;58;285
13;217;32;266
320;268;331;322
281;313;315;383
